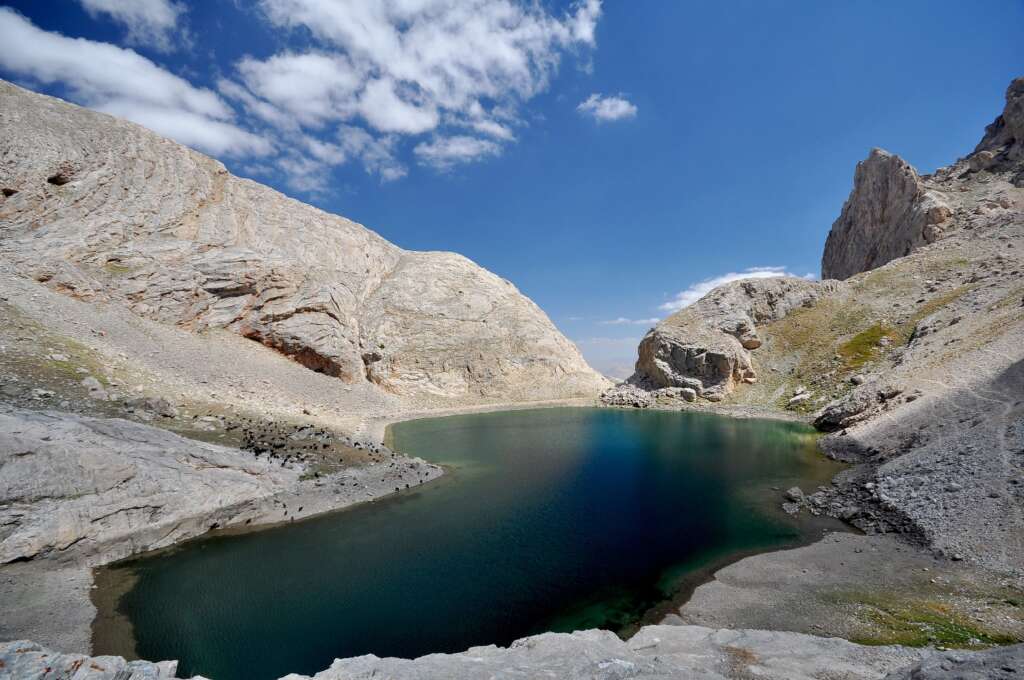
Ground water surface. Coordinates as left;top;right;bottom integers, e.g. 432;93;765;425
94;407;843;680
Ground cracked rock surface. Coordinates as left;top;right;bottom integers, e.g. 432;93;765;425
0;80;607;405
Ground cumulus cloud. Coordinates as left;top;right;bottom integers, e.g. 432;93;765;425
577;93;637;122
0;9;269;157
1;1;606;191
600;317;661;326
414;135;502;170
659;267;811;313
78;0;185;52
234;52;363;128
222;0;602;178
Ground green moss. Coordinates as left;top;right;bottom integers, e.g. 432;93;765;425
103;262;135;276
849;599;1021;648
837;323;900;371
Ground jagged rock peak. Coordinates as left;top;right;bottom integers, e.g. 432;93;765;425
823;75;1024;281
821;149;952;280
974;76;1024;159
0;79;608;403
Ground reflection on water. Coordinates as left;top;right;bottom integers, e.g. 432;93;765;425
94;407;844;680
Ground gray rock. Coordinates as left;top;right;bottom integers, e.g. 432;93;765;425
1;626;932;680
0;80;608;404
788;392;812;406
632;277;824;400
885;643;1024;679
0;407;440;566
80;376;108;401
822;148;952;280
600;384;653;408
0;640;185;679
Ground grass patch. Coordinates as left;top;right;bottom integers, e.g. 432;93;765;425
849;598;1021;648
837;323;900;372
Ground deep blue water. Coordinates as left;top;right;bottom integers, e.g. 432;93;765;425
94;407;842;680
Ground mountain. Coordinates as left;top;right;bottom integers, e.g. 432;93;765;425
0;80;607;405
605;77;1024;574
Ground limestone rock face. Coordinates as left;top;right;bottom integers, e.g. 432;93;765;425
629;277;823;400
0;80;606;404
0;406;440;566
823;78;1024;280
821;149;952;280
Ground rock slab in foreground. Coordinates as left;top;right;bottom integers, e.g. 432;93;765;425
0;640;183;679
0;626;937;680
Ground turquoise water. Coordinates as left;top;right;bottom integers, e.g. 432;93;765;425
94;407;843;680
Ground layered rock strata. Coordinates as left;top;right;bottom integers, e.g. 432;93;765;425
0;80;607;404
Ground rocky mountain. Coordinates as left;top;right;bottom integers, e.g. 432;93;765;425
0;80;607;405
822;77;1023;280
605;77;1024;574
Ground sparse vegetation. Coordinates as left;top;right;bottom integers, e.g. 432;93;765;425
837;323;900;371
847;597;1022;648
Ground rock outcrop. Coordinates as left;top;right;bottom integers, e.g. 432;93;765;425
0;80;607;404
974;76;1024;164
885;644;1024;679
821;149;953;280
0;406;440;566
822;77;1024;280
0;626;942;680
609;277;824;402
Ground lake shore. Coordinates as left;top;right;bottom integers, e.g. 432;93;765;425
9;398;594;659
8;399;1020;673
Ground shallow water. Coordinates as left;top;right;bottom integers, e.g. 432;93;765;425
93;407;844;680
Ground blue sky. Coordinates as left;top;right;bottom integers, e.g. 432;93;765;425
1;1;1021;377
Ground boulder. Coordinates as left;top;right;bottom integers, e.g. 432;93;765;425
633;277;823;400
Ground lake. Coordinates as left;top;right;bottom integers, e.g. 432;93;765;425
92;407;844;680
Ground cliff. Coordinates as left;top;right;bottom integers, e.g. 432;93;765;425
0;80;607;405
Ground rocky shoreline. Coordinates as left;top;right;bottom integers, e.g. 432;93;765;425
3;74;1024;678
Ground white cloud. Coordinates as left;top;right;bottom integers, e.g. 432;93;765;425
78;0;185;52
237;0;603;174
600;317;661;326
414;135;501;170
0;9;269;157
339;126;407;182
577;93;637;122
1;0;607;191
659;267;810;313
235;52;363;128
359;78;439;134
